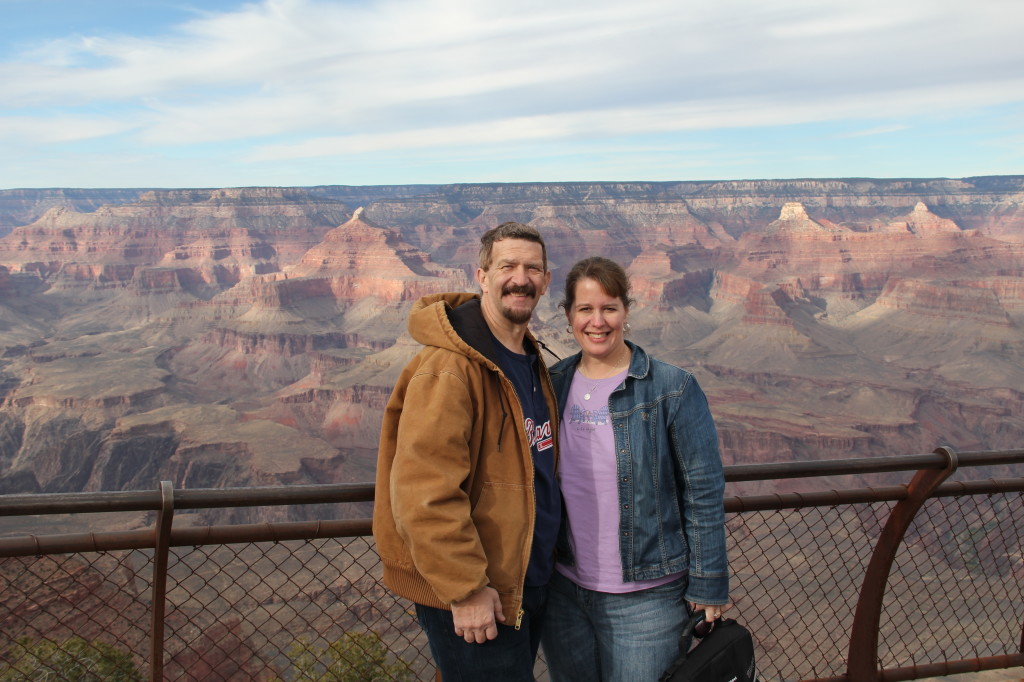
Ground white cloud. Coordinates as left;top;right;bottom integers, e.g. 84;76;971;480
1;0;1023;185
249;77;1024;160
839;125;912;139
0;114;131;144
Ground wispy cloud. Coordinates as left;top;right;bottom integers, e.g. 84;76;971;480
839;125;912;139
0;114;131;144
1;0;1022;186
250;79;1024;160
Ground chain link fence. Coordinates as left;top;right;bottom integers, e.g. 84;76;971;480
2;456;1023;681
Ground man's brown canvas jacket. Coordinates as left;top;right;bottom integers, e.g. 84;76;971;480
372;292;559;624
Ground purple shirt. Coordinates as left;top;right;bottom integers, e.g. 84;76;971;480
557;368;682;593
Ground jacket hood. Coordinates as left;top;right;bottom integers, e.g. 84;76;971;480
408;292;549;371
408;292;477;348
408;292;503;368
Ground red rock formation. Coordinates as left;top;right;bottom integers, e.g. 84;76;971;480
711;272;762;305
957;276;1024;311
628;247;716;310
901;201;963;234
742;286;797;327
287;208;469;302
873;278;1014;326
0;554;149;664
0;265;14;296
0;180;1023;504
764;202;849;237
163;616;270;681
0;188;347;287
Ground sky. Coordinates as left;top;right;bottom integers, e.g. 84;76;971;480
1;0;1023;189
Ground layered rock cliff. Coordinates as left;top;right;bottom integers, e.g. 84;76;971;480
0;179;1022;511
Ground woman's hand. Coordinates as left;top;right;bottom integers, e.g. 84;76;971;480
690;601;731;622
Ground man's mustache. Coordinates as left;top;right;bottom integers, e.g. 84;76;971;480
502;283;537;297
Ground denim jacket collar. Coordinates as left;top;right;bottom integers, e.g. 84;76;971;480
551;340;647;410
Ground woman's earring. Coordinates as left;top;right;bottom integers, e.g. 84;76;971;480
566;325;573;334
624;322;631;333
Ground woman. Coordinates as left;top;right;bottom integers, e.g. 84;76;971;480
541;256;729;681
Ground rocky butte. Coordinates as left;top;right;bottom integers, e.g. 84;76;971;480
0;178;1022;521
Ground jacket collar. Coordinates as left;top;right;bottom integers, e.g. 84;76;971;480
624;340;649;380
447;297;501;368
445;296;543;368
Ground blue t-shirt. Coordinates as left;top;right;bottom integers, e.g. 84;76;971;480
491;334;559;587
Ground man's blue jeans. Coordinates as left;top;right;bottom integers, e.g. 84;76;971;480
415;585;548;681
540;570;689;682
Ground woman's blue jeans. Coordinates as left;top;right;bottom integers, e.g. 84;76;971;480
541;570;689;682
415;584;548;682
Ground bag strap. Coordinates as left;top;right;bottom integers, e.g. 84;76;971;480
676;609;715;656
659;610;716;681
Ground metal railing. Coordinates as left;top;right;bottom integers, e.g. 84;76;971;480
1;447;1022;681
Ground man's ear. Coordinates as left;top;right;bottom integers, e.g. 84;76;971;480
475;267;487;290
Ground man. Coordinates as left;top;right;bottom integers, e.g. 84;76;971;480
373;222;560;680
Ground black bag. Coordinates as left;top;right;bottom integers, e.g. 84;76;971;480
659;611;757;682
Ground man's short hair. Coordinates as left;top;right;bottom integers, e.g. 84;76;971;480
478;222;547;272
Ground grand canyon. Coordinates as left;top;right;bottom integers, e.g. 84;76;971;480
1;177;1023;517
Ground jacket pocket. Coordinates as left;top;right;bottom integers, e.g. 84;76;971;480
471;481;530;594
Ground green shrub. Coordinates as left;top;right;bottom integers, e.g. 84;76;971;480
0;636;142;681
281;631;413;682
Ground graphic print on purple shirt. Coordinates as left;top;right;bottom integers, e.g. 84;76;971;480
568;402;609;425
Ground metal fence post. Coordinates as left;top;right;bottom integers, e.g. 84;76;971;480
847;446;959;681
150;481;174;681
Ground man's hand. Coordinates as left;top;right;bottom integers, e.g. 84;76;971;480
451;587;505;643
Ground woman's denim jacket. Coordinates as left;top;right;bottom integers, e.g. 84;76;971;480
549;341;729;606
